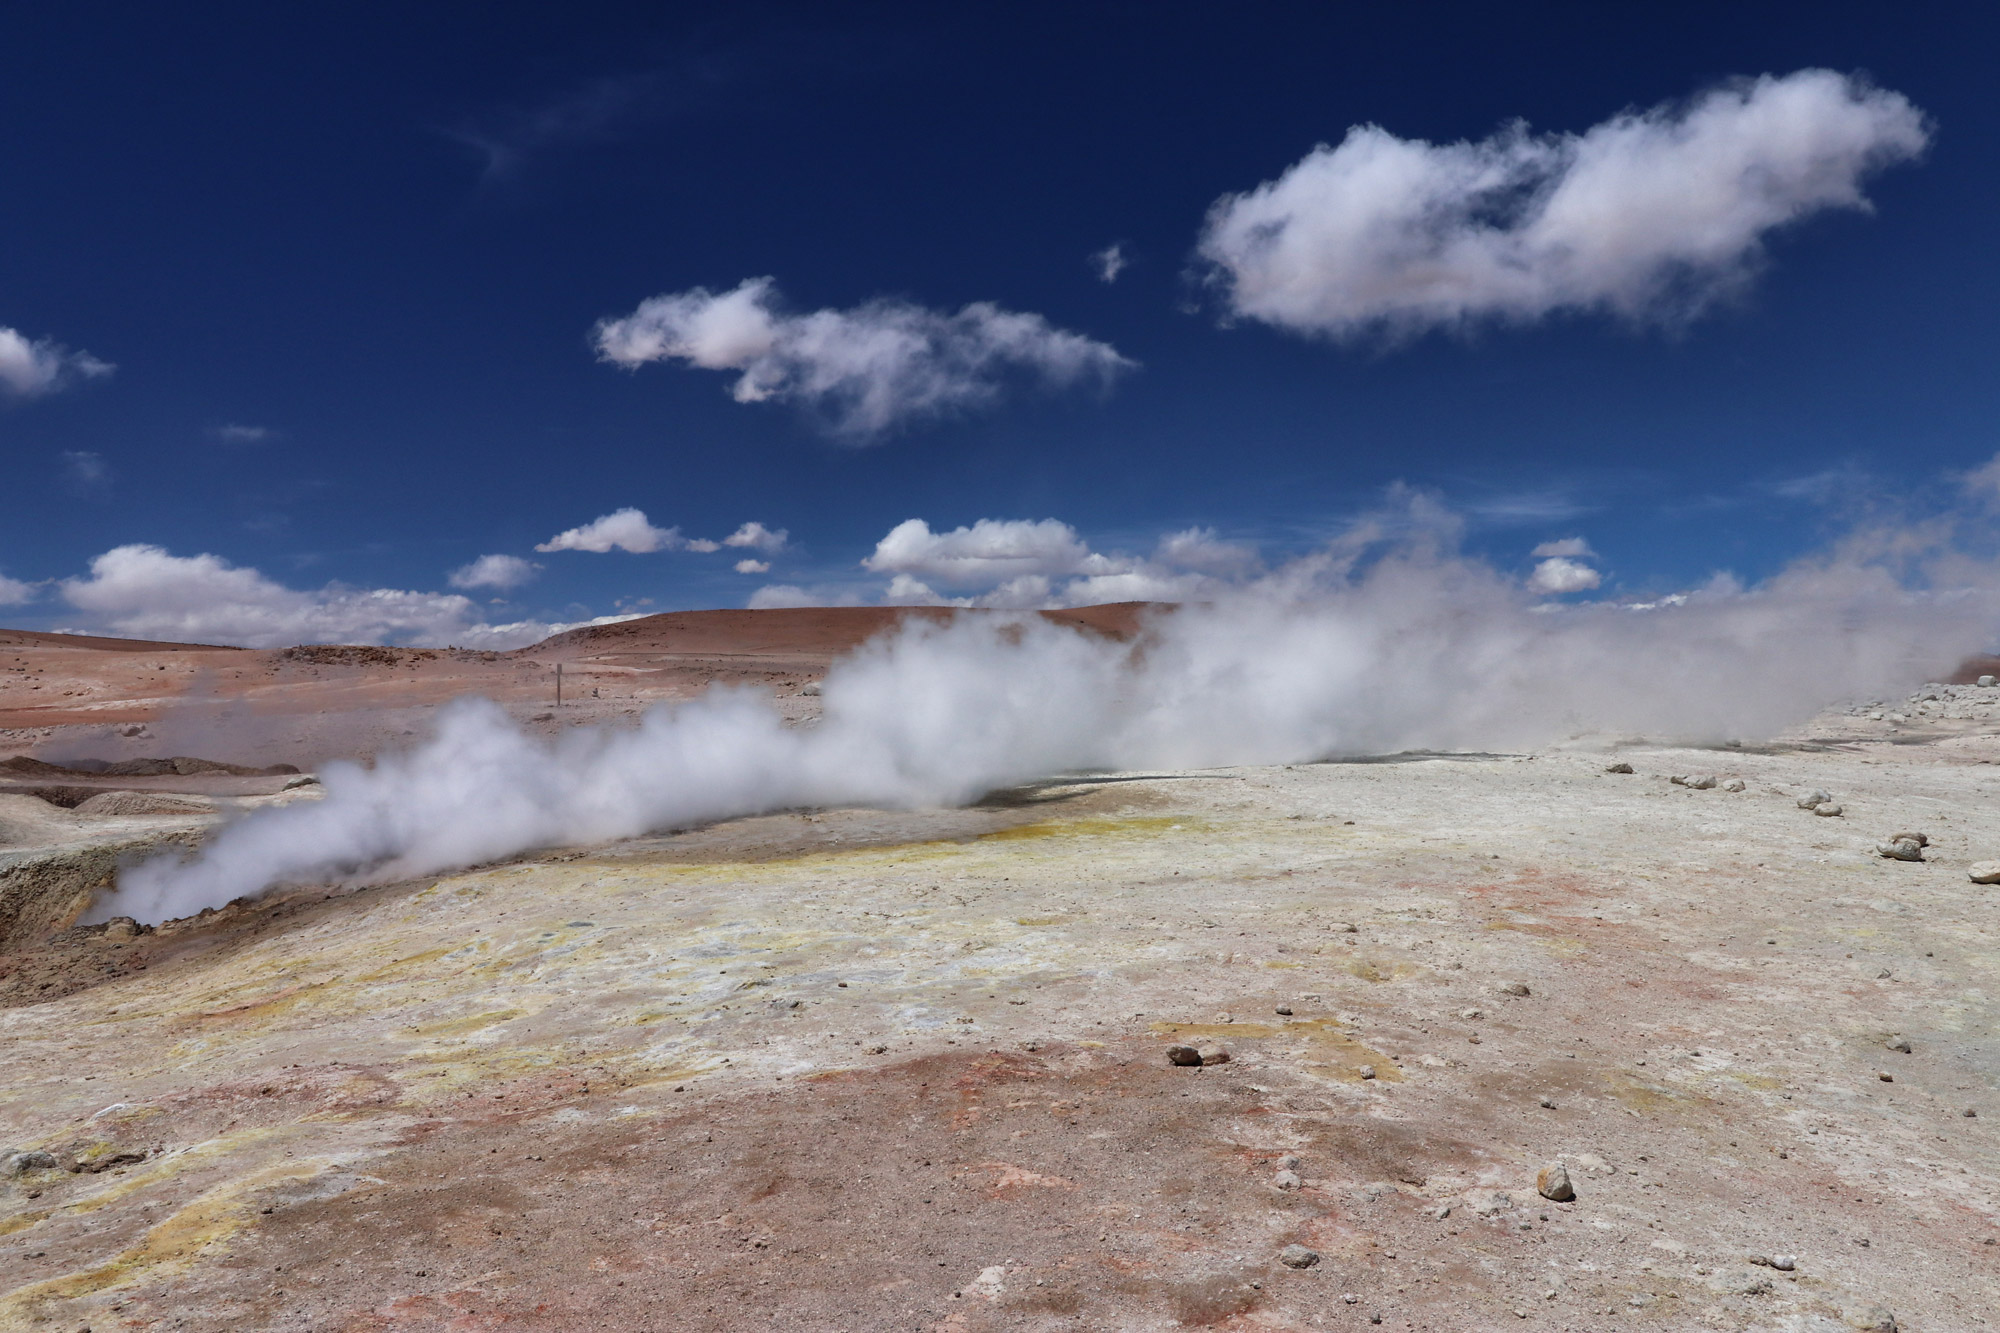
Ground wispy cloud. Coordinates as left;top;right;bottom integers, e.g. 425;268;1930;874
0;572;37;607
211;423;275;444
594;277;1135;437
1199;69;1928;340
59;449;112;496
1;325;113;399
1092;243;1127;284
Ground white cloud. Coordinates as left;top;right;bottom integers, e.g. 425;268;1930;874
0;573;37;607
723;521;788;554
733;558;770;574
1529;556;1603;594
1155;526;1262;577
1199;69;1928;339
60;450;111;494
1531;536;1595;559
1092;243;1127;283
535;507;688;554
0;326;113;399
58;544;580;649
213;423;274;443
593;276;1135;436
861;518;1107;587
449;553;541;590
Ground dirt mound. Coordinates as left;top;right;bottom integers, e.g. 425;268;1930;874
72;790;219;817
521;602;1165;659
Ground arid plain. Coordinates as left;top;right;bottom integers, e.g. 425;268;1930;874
1;609;1995;1332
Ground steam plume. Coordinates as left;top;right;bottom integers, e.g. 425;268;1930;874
102;526;1997;926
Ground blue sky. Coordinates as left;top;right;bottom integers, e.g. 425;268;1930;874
3;3;1997;645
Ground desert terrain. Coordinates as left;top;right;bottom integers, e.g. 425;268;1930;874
0;608;1995;1332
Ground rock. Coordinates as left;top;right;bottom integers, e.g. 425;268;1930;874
1967;862;2000;884
1711;1268;1774;1296
1538;1096;1556;1109
1274;1005;1293;1016
1814;802;1844;817
1459;1008;1483;1020
1197;1046;1231;1065
1747;1253;1795;1271
1876;838;1925;861
1358;1065;1376;1080
1963;1107;1977;1117
1499;982;1531;997
1279;1154;1301;1170
280;774;320;790
1887;831;1929;847
1797;789;1832;809
1686;775;1718;790
799;682;821;696
5;1150;59;1175
1277;1244;1320;1269
1605;762;1634;774
1273;1170;1302;1190
1721;778;1746;792
1166;1045;1202;1067
100;917;141;942
1981;675;1997;687
1885;1036;1911;1054
1536;1162;1575;1202
1842;1305;1896;1332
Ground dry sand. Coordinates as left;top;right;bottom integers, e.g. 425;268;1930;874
0;611;1995;1331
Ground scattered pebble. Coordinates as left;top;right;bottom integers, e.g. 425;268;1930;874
1279;1154;1301;1170
1671;774;1717;790
1797;789;1833;810
1358;1065;1377;1080
868;1044;887;1055
1273;1169;1302;1190
1459;1008;1483;1020
1278;1244;1320;1269
1499;982;1531;997
1967;862;2000;884
1166;1045;1202;1067
1814;802;1844;817
1885;1037;1911;1054
1877;1071;1894;1082
1721;778;1746;792
1876;837;1925;862
1605;762;1634;774
1536;1162;1575;1202
1538;1096;1556;1109
1274;1005;1293;1016
1748;1253;1796;1271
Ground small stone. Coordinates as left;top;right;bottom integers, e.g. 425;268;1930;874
868;1044;888;1055
1842;1305;1897;1332
1358;1065;1376;1080
1166;1045;1202;1067
1538;1096;1556;1109
1967;862;2000;884
1770;1255;1796;1272
1499;982;1531;997
1459;1008;1483;1020
1197;1046;1231;1066
1605;762;1634;774
1685;774;1717;790
1273;1170;1302;1190
799;682;821;696
1885;1037;1911;1054
1877;1071;1893;1082
1431;1204;1451;1220
5;1151;58;1175
1277;1244;1320;1269
1965;1108;1978;1117
1721;778;1746;792
1796;789;1832;810
1876;838;1925;861
1814;802;1844;817
1536;1162;1575;1202
1887;831;1929;847
1279;1154;1301;1170
1274;1005;1293;1016
280;774;320;790
100;917;140;942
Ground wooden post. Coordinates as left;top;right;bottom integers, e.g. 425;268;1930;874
556;662;563;708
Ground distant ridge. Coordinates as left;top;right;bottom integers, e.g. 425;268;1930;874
518;603;1166;659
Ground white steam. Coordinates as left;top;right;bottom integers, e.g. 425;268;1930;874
104;529;1995;925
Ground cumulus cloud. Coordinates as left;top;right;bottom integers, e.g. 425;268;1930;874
1092;243;1127;283
1199;69;1928;339
724;521;788;554
1156;526;1262;577
449;553;541;590
734;559;770;575
861;518;1105;587
58;544;590;649
535;507;690;554
0;573;37;607
593;277;1135;436
1529;556;1603;594
1531;536;1595;559
0;326;113;399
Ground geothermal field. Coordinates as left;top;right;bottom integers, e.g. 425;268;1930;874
1;608;1996;1333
